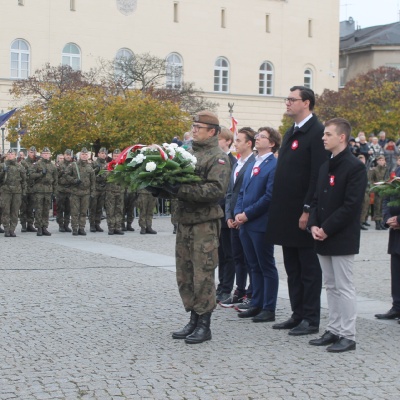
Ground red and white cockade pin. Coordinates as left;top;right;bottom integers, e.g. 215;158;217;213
218;159;226;165
329;175;335;186
291;140;299;150
253;166;261;176
236;171;239;177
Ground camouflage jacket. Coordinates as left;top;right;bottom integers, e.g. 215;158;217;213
175;135;230;224
28;158;58;194
64;159;95;196
57;159;74;194
20;156;38;194
0;160;27;195
92;158;108;192
105;169;124;194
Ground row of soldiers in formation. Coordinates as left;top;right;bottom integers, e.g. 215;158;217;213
0;146;160;237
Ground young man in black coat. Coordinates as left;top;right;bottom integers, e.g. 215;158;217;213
267;86;328;335
308;118;367;352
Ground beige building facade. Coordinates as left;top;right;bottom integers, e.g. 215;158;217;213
0;0;339;145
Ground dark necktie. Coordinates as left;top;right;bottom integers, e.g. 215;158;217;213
293;126;300;134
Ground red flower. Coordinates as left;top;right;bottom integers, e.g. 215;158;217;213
253;166;260;176
107;160;117;171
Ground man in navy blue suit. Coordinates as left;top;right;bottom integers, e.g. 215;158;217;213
234;127;281;322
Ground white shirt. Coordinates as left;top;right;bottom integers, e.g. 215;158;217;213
233;153;252;183
295;113;313;130
251;152;273;177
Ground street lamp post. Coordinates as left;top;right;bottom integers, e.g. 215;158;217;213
1;127;5;156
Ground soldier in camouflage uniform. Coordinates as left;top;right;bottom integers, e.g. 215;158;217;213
29;147;58;236
121;189;137;231
20;146;38;232
166;111;230;344
370;155;389;230
89;147;108;232
105;149;125;235
63;148;95;235
137;190;157;234
0;150;27;237
56;149;73;232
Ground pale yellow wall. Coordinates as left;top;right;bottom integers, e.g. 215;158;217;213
0;0;340;139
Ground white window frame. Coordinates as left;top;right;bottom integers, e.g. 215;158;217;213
166;53;183;89
259;61;274;96
214;57;229;93
62;43;81;71
304;68;313;89
10;39;30;79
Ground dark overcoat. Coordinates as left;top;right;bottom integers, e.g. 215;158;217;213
266;114;328;247
308;147;368;256
383;199;400;255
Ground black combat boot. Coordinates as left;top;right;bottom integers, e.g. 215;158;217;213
140;227;146;234
173;224;177;234
42;227;51;236
10;231;16;237
64;224;72;233
21;222;27;232
146;227;157;234
121;223;127;231
90;225;96;232
0;226;4;233
95;224;104;232
72;229;79;236
78;228;86;236
27;224;37;232
185;312;212;344
375;221;382;230
59;224;66;232
108;229;114;235
172;311;199;339
381;222;388;230
114;229;125;235
126;223;135;232
37;227;43;236
4;231;10;237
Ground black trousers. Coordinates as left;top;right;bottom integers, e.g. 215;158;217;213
231;227;252;297
391;253;400;310
282;246;322;326
217;227;235;294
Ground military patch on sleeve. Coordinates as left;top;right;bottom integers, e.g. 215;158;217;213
217;159;226;165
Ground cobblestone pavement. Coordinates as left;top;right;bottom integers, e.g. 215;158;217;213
0;217;399;400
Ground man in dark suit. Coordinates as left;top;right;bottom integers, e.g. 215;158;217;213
216;127;237;302
267;86;328;335
308;118;367;352
234;127;280;322
220;127;256;307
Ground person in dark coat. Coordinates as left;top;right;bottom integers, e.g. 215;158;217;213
308;118;367;353
267;85;329;335
374;194;400;321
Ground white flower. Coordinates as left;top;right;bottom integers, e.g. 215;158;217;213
168;148;176;158
190;155;197;165
175;147;184;154
134;154;146;164
162;143;169;148
169;143;179;149
146;161;157;172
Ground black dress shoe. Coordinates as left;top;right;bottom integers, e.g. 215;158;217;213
288;320;319;336
326;337;356;352
272;317;301;330
252;310;275;323
237;307;262;319
375;307;400;319
309;330;339;346
360;224;368;230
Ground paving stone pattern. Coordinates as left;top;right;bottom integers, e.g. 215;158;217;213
0;217;399;399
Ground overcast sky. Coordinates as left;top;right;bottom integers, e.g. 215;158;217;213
340;0;400;28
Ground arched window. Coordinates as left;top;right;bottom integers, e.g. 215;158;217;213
259;62;274;95
10;39;30;79
115;48;134;80
304;68;313;89
166;53;183;89
214;57;229;93
62;43;81;70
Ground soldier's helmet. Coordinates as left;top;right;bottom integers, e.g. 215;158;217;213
42;147;51;153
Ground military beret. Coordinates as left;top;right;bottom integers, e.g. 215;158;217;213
193;110;219;126
81;147;88;154
29;146;36;152
99;147;108;154
42;147;51;153
113;149;121;155
64;149;72;155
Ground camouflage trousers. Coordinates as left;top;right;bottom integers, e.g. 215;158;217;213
70;194;90;230
19;192;35;225
374;193;383;221
137;193;156;228
56;192;71;226
89;191;105;226
105;191;124;230
170;198;179;225
123;191;137;225
175;219;221;315
360;191;370;223
0;192;22;232
33;193;52;229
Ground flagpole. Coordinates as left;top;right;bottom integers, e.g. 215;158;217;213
17;118;21;154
